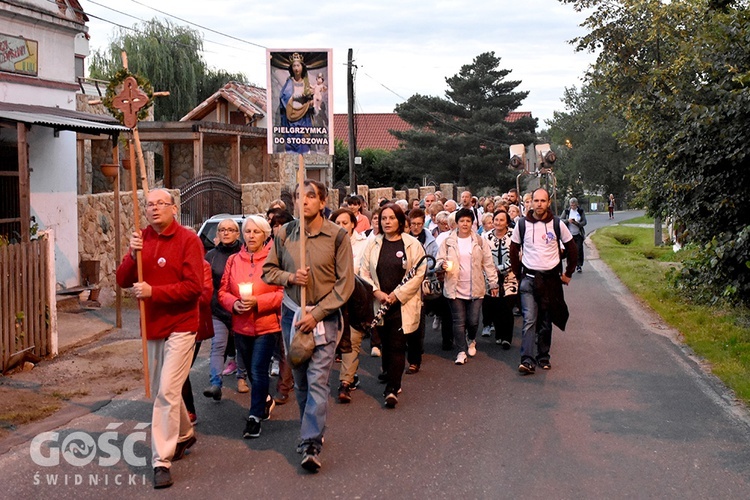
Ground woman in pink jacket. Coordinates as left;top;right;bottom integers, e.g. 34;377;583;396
219;215;283;440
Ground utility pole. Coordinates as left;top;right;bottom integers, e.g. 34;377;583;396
347;48;357;194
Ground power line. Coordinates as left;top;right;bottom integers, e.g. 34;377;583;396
360;70;509;147
84;0;248;53
125;0;267;50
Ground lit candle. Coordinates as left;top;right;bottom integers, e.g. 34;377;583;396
445;261;455;272
238;282;253;300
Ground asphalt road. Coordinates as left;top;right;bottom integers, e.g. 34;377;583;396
4;210;750;498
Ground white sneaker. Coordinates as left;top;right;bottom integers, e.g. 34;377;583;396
455;352;468;365
270;358;280;377
432;316;441;330
481;326;492;337
371;346;382;357
467;341;477;357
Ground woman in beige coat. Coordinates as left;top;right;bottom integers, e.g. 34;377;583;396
359;204;425;408
437;208;498;365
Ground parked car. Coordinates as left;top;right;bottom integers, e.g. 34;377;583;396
197;214;246;252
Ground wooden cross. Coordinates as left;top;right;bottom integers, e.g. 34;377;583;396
112;76;149;129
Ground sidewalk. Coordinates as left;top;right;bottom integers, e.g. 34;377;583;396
56;304;141;353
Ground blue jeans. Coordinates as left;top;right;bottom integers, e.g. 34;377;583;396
281;304;340;449
519;275;552;365
209;317;230;387
234;333;278;419
449;298;483;354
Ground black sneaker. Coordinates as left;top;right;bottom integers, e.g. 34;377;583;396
243;417;261;439
301;444;321;472
518;361;536;375
539;359;552;370
384;392;398;408
262;395;276;421
172;435;196;461
576;266;582;273
338;383;352;403
351;374;360;390
153;466;173;489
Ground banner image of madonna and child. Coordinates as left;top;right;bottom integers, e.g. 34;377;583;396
266;49;333;155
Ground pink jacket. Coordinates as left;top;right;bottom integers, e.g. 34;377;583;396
218;240;283;337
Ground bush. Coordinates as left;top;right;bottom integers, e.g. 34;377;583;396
669;226;750;306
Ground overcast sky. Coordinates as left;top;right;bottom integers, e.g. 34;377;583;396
81;0;596;127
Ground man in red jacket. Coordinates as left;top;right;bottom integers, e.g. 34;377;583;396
116;188;204;489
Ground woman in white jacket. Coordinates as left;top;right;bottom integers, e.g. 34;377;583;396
359;204;425;408
437;208;499;365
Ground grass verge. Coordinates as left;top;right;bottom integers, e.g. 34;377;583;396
592;225;750;404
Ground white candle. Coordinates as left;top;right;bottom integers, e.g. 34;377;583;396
238;282;253;300
445;261;455;272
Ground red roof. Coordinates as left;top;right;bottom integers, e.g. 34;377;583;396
505;111;532;123
333;113;410;151
334;111;533;151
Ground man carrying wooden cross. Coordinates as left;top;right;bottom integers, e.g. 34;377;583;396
116;188;204;489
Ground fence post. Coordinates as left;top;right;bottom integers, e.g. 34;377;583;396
45;229;58;357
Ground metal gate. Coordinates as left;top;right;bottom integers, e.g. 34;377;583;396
177;174;243;230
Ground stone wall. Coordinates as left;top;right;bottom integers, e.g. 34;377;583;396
170;143;194;188
419;186;435;199
368;187;394;210
242;182;282;215
77;189;180;304
440;183;456;200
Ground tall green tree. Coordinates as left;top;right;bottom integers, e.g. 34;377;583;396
89;19;246;121
562;0;750;303
546;84;634;203
391;52;536;191
333;140;409;190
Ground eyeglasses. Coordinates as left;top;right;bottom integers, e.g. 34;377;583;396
146;201;173;209
218;228;238;233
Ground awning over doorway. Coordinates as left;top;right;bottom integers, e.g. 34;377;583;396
0;102;127;135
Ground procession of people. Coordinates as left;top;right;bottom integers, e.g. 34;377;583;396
117;184;579;487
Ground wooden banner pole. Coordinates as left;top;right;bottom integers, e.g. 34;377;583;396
298;155;306;309
130;137;151;398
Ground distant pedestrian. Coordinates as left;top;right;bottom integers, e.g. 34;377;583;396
116;188;204;489
609;194;616;219
561;197;587;273
510;188;577;375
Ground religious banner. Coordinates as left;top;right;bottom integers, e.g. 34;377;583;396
266;49;333;155
0;34;38;76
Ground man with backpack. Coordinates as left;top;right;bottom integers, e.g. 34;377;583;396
509;188;578;375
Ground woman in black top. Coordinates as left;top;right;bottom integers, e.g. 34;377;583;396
359;204;425;408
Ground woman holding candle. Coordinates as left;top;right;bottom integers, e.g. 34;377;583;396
359;203;425;408
437;208;499;365
218;215;283;438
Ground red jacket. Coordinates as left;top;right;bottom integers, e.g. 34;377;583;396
116;220;204;340
218;240;282;337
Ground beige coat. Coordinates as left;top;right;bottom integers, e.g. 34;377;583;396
437;230;498;299
359;233;426;334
